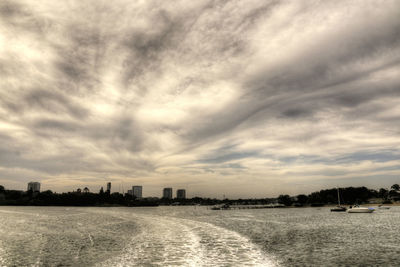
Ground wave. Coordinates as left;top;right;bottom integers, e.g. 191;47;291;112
97;214;277;266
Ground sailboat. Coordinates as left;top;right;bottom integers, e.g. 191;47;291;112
347;205;374;213
330;188;347;212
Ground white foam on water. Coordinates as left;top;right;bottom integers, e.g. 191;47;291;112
0;244;6;267
98;214;278;267
0;219;9;267
88;233;94;246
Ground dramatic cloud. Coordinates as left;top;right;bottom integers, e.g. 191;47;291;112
1;0;399;197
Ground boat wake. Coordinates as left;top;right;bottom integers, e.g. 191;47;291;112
97;214;277;266
0;243;6;267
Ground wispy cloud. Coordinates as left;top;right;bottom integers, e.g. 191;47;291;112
0;0;399;197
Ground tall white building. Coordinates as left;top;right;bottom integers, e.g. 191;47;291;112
27;182;41;192
132;186;142;199
163;188;173;199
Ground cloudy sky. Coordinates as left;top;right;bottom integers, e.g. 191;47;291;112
0;0;399;198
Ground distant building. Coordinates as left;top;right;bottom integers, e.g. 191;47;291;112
127;189;133;196
163;188;173;199
27;182;40;192
177;189;186;199
132;186;143;199
107;182;111;193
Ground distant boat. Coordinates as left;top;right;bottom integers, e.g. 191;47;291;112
211;204;230;210
331;188;347;212
378;205;390;210
331;206;347;212
347;205;374;213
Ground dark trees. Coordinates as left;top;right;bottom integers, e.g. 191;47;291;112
297;194;309;204
278;194;292;206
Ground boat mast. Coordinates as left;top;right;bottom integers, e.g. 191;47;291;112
337;187;340;206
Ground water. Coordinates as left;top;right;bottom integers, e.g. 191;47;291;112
0;206;399;266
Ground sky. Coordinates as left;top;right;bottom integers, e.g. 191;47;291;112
0;0;400;198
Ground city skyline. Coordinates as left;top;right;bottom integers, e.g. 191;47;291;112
14;181;192;199
1;1;400;198
22;181;192;199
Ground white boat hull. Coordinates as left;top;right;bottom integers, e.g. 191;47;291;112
347;207;374;213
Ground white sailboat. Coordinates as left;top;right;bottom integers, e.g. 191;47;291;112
347;204;374;213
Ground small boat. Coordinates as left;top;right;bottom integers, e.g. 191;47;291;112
330;188;347;212
378;205;390;209
331;206;347;212
347;205;374;213
211;204;230;210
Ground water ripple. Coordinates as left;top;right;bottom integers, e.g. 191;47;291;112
98;214;277;267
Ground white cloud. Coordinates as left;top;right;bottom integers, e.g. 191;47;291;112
0;0;399;197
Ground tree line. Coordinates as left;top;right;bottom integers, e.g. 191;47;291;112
0;186;159;206
277;184;400;206
0;184;399;207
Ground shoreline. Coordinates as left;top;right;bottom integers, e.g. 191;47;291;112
2;203;398;208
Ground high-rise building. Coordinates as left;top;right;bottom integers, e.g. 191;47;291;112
163;188;173;199
127;189;133;196
177;189;186;199
132;186;142;199
106;182;111;193
27;182;41;192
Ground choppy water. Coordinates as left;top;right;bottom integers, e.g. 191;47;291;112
0;206;399;266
